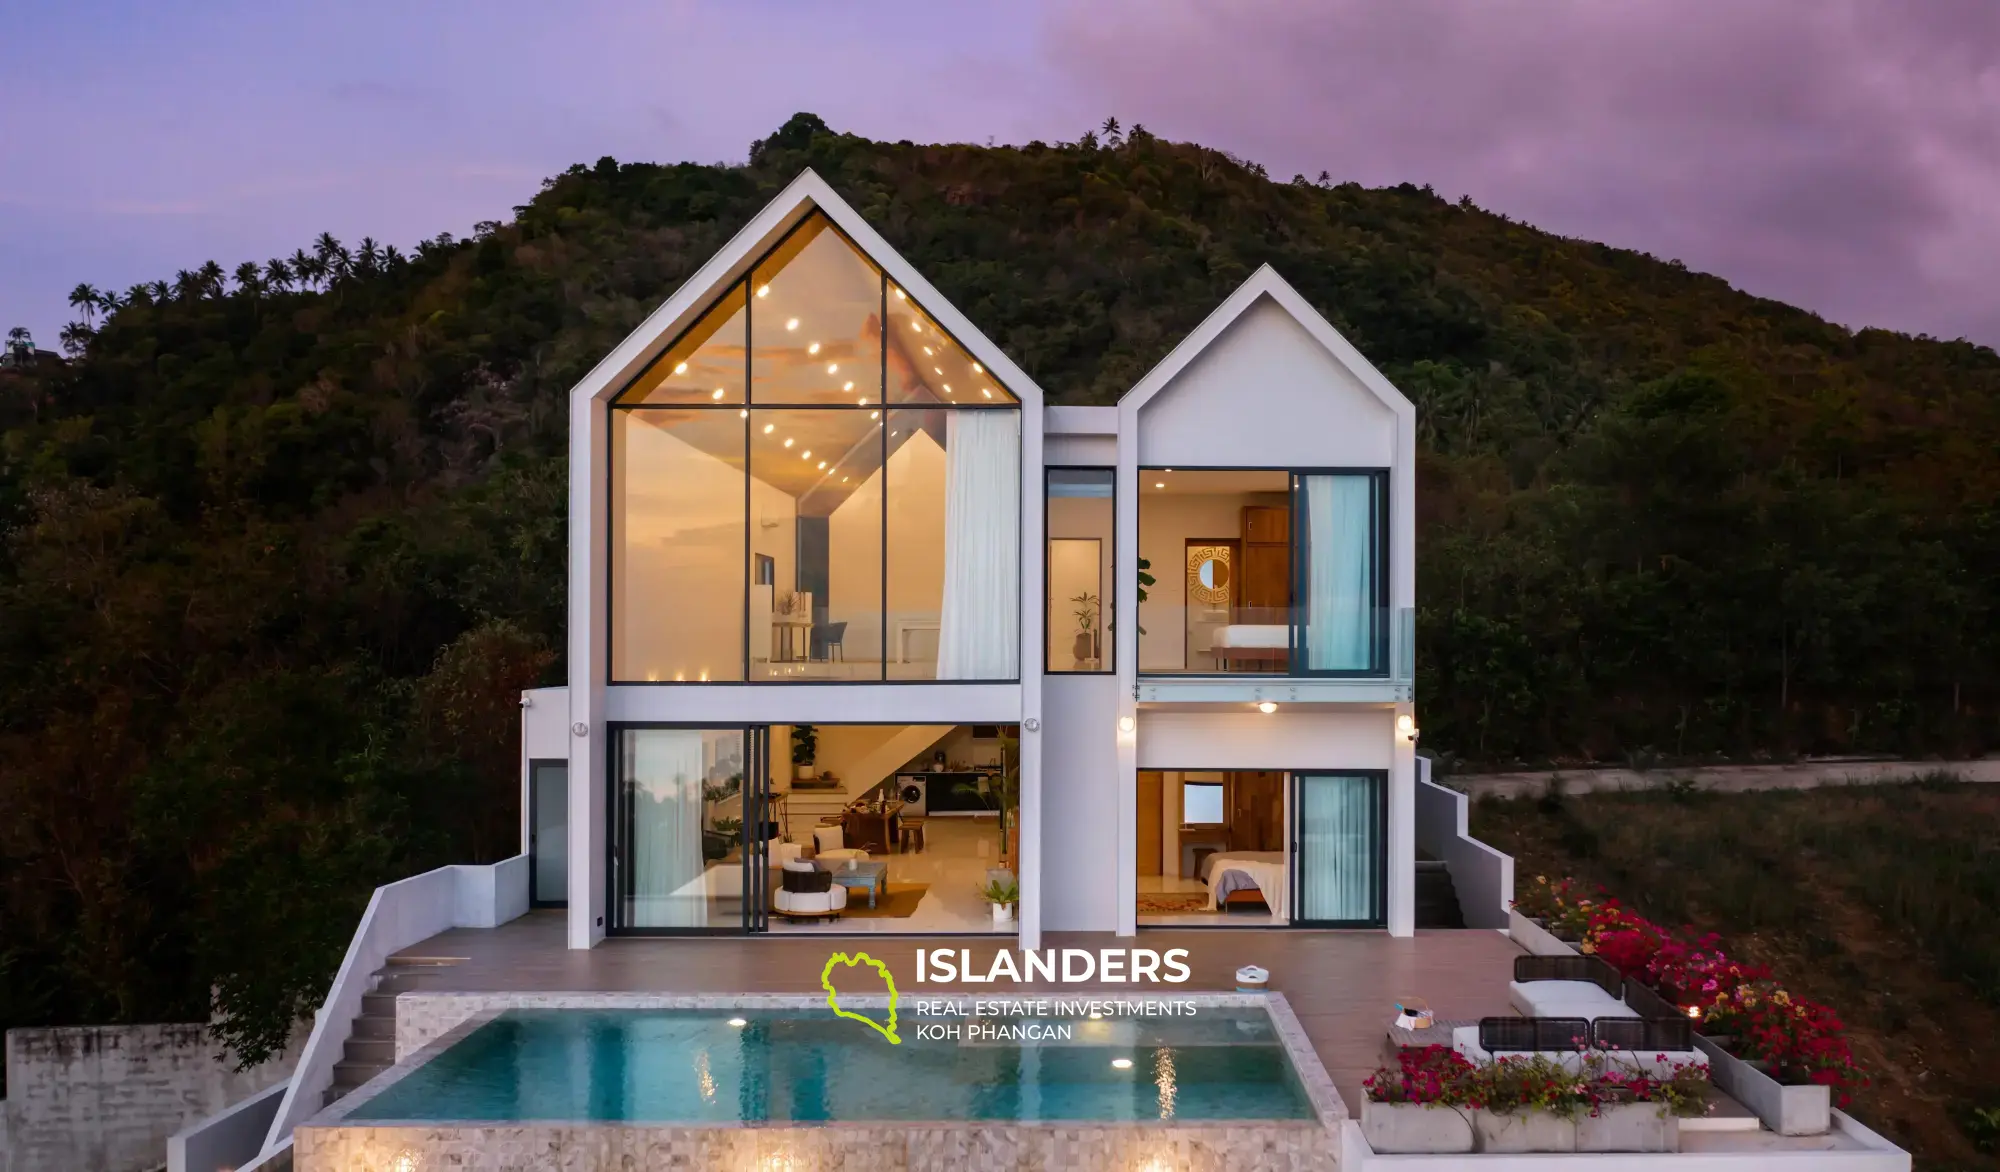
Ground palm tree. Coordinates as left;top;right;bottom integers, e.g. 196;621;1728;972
289;248;318;290
149;280;171;302
4;327;34;364
1101;116;1121;145
233;261;263;296
68;283;102;328
172;269;201;300
95;289;121;315
124;283;154;307
59;321;92;357
197;260;226;298
263;257;293;292
313;232;344;282
381;244;405;269
356;237;381;275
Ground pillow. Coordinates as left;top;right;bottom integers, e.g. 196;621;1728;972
812;826;845;853
781;867;832;894
781;858;816;874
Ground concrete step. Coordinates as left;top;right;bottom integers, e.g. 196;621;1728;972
1414;862;1467;929
361;992;399;1017
352;1013;397;1039
343;1036;397;1065
330;1058;390;1093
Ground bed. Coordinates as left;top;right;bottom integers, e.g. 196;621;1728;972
1210;625;1287;671
1198;850;1289;919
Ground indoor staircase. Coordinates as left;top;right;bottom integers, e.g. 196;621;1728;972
1414;857;1467;929
323;957;461;1107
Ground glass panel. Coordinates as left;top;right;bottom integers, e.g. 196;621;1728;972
614;283;747;405
886;408;1020;680
886;284;1017;404
1182;782;1224;825
1136;469;1290;674
611;409;746;682
1296;473;1384;674
751;214;883;406
1046;468;1113;673
531;761;568;904
748;408;887;680
613;728;747;930
1296;773;1382;924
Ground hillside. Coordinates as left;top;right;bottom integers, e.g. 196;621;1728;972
1472;779;2000;1170
3;112;1999;1060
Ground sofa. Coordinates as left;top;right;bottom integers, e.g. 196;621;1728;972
774;858;847;920
812;825;870;864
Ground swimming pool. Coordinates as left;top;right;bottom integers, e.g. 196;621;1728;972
347;1007;1314;1124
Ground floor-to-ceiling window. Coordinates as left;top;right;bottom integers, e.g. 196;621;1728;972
609;726;772;933
1046;468;1113;673
608;211;1021;683
1291;771;1386;927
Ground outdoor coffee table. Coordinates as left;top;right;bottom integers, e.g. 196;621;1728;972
826;860;888;908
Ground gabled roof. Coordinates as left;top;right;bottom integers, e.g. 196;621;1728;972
567;169;1044;409
1117;265;1414;423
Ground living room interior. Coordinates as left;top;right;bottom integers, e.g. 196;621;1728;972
1135;769;1290;926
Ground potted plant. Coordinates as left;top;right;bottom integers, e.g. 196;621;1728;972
791;724;817;782
1070;591;1100;666
981;877;1020;924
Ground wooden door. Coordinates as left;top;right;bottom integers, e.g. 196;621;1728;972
1137;771;1163;876
1228;771;1285;852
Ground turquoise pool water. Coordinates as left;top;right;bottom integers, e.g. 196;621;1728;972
347;1008;1314;1123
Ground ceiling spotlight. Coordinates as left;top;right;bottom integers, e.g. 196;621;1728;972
739;409;748;418
817;461;826;470
870;411;880;420
972;362;983;374
807;342;821;355
801;450;812;460
783;437;794;448
842;476;850;483
756;285;769;298
1154;482;1165;489
710;388;724;400
1163;468;1174;472
981;388;992;399
922;346;933;356
785;317;799;331
673;361;688;375
857;397;869;405
943;384;952;393
894;288;906;300
843;381;854;392
763;423;775;434
933;366;943;375
827;363;839;375
1258;701;1278;714
910;321;921;331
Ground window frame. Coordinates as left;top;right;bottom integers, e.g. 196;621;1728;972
606;212;1023;687
1043;465;1117;676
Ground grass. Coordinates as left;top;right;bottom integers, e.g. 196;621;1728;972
1471;778;2000;1171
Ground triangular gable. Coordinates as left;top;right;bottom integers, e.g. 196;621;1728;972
1116;265;1414;424
568;169;1044;410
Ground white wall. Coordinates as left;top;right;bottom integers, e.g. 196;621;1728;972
1136;709;1395;769
1039;674;1120;932
1136;296;1396;470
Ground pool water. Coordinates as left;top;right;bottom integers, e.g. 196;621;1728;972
348;1009;1314;1123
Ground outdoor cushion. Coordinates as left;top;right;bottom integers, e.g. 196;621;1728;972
1509;980;1640;1022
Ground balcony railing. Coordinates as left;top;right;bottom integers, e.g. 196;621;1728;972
1136;607;1413;702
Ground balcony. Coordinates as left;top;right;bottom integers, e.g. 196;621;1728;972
1136;607;1413;704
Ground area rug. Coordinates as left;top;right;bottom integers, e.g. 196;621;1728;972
1135;893;1210;913
840;883;930;918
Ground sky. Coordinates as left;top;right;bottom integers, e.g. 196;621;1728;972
4;0;1997;351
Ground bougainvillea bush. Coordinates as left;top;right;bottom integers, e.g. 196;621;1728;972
1363;1045;1711;1118
1513;878;1867;1105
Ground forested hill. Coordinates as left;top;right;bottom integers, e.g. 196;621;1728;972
3;112;1999;1056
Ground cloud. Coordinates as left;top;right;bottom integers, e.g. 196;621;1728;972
1041;0;2000;344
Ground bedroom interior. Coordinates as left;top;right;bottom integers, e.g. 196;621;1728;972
1134;768;1289;926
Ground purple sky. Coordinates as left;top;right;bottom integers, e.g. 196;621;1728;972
5;1;1996;351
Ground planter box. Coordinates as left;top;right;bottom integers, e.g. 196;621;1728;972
1360;1101;1474;1154
1475;1109;1577;1153
1508;908;1580;957
1695;1033;1830;1136
1578;1103;1680;1152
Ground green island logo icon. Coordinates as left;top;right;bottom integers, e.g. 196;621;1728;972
821;951;901;1044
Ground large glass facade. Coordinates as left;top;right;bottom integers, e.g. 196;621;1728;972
1046;468;1113;673
609;211;1021;683
1137;468;1386;676
609;728;751;930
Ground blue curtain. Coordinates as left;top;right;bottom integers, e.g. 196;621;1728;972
1297;773;1382;923
1301;475;1377;671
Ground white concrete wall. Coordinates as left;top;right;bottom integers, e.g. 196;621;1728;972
1136;708;1395;769
167;1078;288;1172
1415;767;1514;929
1039;674;1121;932
3;1023;297;1172
520;686;570;855
1136;296;1396;470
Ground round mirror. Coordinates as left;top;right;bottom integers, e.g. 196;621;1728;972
1198;557;1230;591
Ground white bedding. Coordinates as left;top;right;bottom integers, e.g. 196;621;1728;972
1199;850;1289;919
1212;624;1287;649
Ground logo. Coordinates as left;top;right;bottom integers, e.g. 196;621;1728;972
821;951;900;1043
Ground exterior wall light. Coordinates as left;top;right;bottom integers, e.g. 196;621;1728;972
1118;715;1136;734
1257;701;1278;714
1396;713;1419;742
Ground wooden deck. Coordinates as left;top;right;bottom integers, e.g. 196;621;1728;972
393;912;1525;1107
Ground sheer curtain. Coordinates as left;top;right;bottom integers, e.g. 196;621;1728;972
1302;474;1376;671
937;410;1020;679
1297;773;1382;922
627;729;710;928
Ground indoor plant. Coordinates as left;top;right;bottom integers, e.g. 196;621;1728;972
791;724;817;781
981;877;1020;923
1070;591;1100;666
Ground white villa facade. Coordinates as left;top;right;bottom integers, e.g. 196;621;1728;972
519;169;1420;950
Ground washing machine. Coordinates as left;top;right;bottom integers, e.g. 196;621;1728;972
896;774;928;816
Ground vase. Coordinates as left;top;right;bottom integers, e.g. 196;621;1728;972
795;764;814;781
991;902;1015;924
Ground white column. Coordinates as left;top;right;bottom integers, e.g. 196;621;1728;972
1386;702;1417;937
1114;408;1140;937
569;390;608;949
1018;405;1046;952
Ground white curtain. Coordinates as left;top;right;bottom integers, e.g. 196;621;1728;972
1303;475;1375;671
937;410;1020;679
1297;773;1381;922
627;729;710;928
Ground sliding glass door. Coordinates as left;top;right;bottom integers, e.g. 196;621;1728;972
608;725;772;934
1291;771;1386;927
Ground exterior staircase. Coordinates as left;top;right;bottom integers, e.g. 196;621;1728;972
1414;857;1468;929
323;958;460;1107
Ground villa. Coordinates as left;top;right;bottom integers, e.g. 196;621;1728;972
175;172;1911;1172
